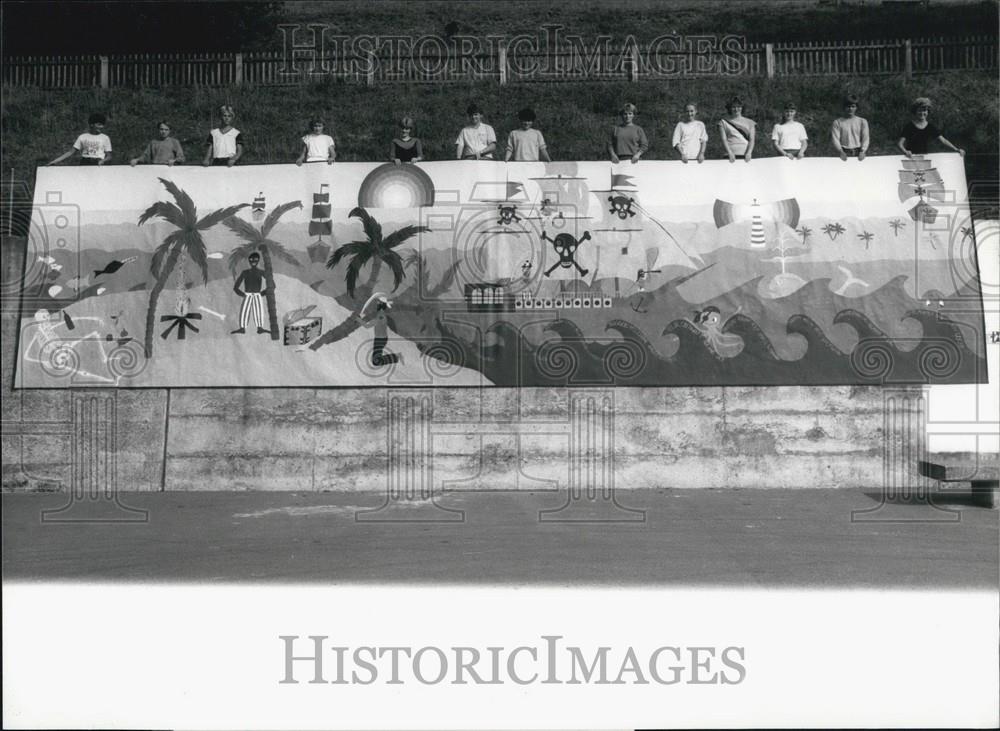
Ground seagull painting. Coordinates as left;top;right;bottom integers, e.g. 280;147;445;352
834;265;870;296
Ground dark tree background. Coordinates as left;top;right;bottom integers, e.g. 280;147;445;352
1;1;287;56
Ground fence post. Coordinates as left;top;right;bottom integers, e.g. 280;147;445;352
99;55;109;88
235;52;243;85
765;43;775;78
904;39;912;79
498;41;507;86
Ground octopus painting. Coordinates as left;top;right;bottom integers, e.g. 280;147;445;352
692;306;744;359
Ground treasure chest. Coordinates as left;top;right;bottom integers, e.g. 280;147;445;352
283;316;322;346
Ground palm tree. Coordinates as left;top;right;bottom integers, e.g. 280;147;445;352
223;201;303;340
822;222;846;241
309;207;427;351
138;178;248;358
795;225;812;246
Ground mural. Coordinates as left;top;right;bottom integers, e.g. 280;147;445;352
14;156;988;388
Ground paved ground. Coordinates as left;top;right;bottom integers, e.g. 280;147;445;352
3;488;997;587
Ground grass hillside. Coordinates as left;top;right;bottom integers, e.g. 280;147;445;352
284;1;999;45
4;71;996;196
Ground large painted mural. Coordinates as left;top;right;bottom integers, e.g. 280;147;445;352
14;156;988;387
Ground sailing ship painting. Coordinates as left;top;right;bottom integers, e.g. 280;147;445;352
307;183;333;264
252;191;266;220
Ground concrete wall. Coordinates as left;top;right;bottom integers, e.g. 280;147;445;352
2;236;924;493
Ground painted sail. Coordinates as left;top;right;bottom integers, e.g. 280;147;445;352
307;183;333;263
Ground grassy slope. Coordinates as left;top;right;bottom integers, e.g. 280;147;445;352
3;72;997;194
281;0;999;44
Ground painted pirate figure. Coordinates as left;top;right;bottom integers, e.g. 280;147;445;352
231;252;270;334
361;294;404;367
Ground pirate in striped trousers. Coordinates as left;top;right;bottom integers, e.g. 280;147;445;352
231;252;270;335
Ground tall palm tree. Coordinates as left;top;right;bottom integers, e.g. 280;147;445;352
138;178;248;358
223;201;303;340
309;207;427;351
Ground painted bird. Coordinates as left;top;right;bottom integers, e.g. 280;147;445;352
93;256;137;278
834;265;870;296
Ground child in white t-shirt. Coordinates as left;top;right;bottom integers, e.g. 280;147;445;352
296;119;336;165
771;103;808;160
48;113;112;166
672;103;708;163
455;104;497;160
202;105;244;167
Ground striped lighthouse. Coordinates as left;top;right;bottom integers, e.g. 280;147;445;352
749;198;766;248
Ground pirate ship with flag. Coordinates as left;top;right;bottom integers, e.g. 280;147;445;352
897;156;944;223
307;183;333;264
252;191;266;220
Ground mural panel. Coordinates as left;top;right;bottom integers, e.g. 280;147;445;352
14;156;988;387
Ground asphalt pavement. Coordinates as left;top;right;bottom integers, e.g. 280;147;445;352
3;488;997;587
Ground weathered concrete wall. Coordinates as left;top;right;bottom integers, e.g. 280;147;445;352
2;236;921;493
158;385;899;491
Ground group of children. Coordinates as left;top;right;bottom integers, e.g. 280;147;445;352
48;96;965;168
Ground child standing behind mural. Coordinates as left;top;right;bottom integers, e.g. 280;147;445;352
455;104;497;160
897;97;965;158
203;105;244;167
673;103;708;164
129;121;185;166
391;117;424;163
505;108;551;162
296;119;336;165
608;103;648;164
718;96;756;163
831;95;870;161
48;113;112;166
771;102;808;160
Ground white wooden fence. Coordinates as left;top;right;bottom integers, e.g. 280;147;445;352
2;36;996;87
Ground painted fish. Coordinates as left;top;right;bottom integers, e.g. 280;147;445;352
37;255;56;265
96;287;107;295
47;285;63;297
207;252;225;260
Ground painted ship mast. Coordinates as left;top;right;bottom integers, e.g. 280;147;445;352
307;183;333;264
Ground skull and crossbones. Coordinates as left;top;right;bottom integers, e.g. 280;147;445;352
497;203;520;226
608;194;636;220
542;229;590;277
